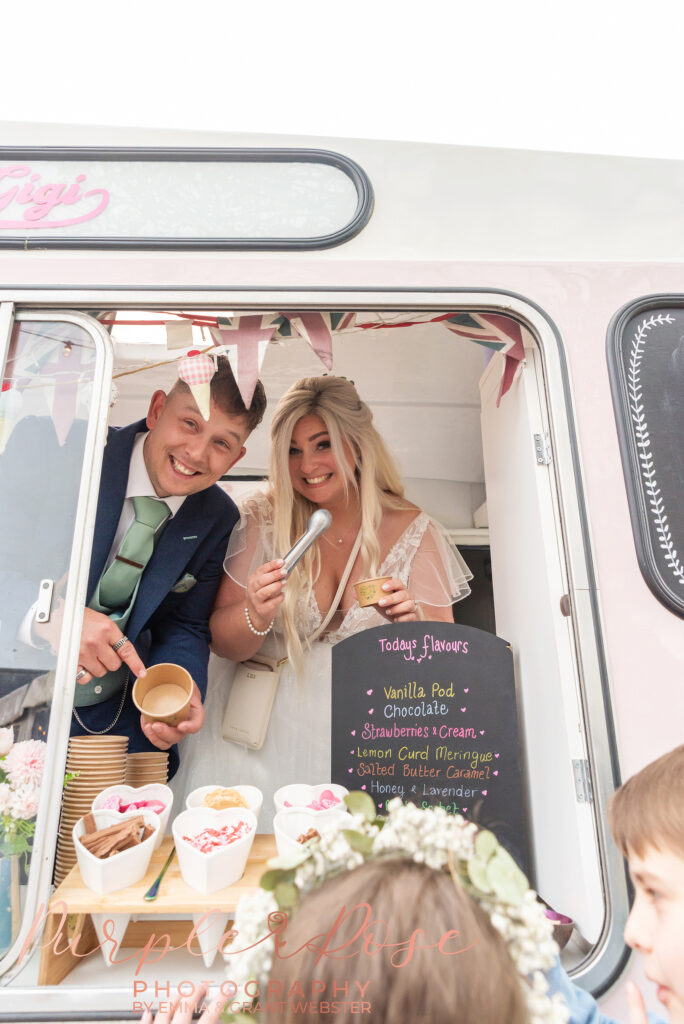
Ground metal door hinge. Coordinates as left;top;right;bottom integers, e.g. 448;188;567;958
534;432;552;465
36;579;54;623
573;759;594;804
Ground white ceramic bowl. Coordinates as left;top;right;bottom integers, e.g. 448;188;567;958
73;809;159;895
273;808;350;858
92;784;173;850
172;806;257;895
273;783;348;815
185;784;263;824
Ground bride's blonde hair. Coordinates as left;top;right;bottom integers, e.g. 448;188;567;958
269;376;405;670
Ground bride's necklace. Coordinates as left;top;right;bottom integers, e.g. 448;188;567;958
321;516;361;548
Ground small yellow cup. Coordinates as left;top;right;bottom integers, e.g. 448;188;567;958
353;576;393;608
132;663;194;727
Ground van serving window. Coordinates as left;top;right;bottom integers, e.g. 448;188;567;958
0;147;374;250
608;297;684;618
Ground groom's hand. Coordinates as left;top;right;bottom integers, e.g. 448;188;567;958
74;608;146;684
140;682;205;750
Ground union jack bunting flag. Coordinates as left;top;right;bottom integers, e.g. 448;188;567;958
210;314;281;408
277;311;356;370
443;313;527;406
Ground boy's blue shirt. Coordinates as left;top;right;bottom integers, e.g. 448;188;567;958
548;961;666;1024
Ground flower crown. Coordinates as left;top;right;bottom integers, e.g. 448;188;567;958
222;794;569;1024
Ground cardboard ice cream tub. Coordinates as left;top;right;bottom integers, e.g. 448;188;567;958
132;663;193;727
353;576;392;607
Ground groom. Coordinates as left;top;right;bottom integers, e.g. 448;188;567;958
37;357;266;776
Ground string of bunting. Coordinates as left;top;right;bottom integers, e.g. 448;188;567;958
1;310;527;443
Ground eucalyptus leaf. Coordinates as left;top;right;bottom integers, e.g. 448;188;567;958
274;881;299;910
474;829;498;862
341;829;374;855
266;849;309;871
467;855;493;893
344;791;376;821
260;868;293;892
487;848;529;905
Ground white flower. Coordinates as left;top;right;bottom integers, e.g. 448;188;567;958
0;726;14;757
3;739;46;789
8;783;40;821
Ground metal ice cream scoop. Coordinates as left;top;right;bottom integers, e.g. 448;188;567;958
282;509;333;574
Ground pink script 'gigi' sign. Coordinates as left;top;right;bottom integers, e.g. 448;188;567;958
0;164;109;229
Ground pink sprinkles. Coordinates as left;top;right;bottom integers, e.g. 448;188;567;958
183;821;252;853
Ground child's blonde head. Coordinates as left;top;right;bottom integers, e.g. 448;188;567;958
608;743;684;858
265;858;526;1024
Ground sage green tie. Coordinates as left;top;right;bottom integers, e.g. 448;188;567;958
98;496;170;611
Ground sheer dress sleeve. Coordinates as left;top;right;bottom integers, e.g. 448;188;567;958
404;515;473;607
222;490;276;588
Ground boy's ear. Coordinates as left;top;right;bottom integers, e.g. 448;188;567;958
146;390;167;429
229;446;247;468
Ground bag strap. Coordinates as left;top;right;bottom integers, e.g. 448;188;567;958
308;528;362;644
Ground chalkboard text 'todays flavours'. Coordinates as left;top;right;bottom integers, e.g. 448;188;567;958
377;634;470;662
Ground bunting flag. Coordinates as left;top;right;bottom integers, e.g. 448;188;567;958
177;350;215;420
139;307;526;410
209;314;280;408
165;319;194;350
280;311;356;370
443;313;527;405
37;334;94;445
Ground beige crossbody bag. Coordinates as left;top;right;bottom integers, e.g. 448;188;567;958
222;531;362;750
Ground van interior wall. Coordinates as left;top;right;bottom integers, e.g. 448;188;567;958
108;319;487;530
107;311;601;943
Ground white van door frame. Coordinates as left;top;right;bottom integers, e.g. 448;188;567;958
0;306;113;988
0;285;628;1017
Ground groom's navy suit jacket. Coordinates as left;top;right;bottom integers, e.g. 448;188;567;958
72;418;238;774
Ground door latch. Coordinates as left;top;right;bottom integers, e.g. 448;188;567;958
35;579;55;623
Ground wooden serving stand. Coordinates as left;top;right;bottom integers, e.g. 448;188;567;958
38;835;277;986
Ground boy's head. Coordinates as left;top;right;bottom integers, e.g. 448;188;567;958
169;354;267;433
144;357;266;498
608;744;684;1022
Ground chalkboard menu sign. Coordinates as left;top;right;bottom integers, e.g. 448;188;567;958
331;622;530;874
608;299;684;618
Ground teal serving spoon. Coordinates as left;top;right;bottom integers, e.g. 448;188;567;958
143;846;176;901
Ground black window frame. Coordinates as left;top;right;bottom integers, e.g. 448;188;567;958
607;294;684;618
0;146;374;251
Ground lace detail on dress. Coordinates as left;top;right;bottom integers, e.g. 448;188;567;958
313;514;431;645
226;492;472;651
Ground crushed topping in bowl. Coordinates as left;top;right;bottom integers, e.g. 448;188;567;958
182;821;252;853
283;788;342;811
99;795;166;815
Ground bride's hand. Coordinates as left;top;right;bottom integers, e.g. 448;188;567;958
377;579;420;622
246;559;287;630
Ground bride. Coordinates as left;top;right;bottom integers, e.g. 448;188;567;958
171;376;472;826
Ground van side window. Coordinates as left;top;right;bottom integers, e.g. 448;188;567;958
608;299;684;617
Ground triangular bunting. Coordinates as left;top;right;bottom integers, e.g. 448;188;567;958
209;314;278;408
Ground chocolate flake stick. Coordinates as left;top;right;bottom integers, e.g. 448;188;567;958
80;818;146;858
80;817;145;847
84;827;137;858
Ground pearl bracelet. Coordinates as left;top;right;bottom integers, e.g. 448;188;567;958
244;605;273;637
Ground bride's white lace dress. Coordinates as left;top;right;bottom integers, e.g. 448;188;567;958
171;492;472;829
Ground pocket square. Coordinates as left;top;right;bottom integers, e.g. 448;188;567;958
170;573;197;594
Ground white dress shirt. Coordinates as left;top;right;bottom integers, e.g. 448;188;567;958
104;433;185;570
